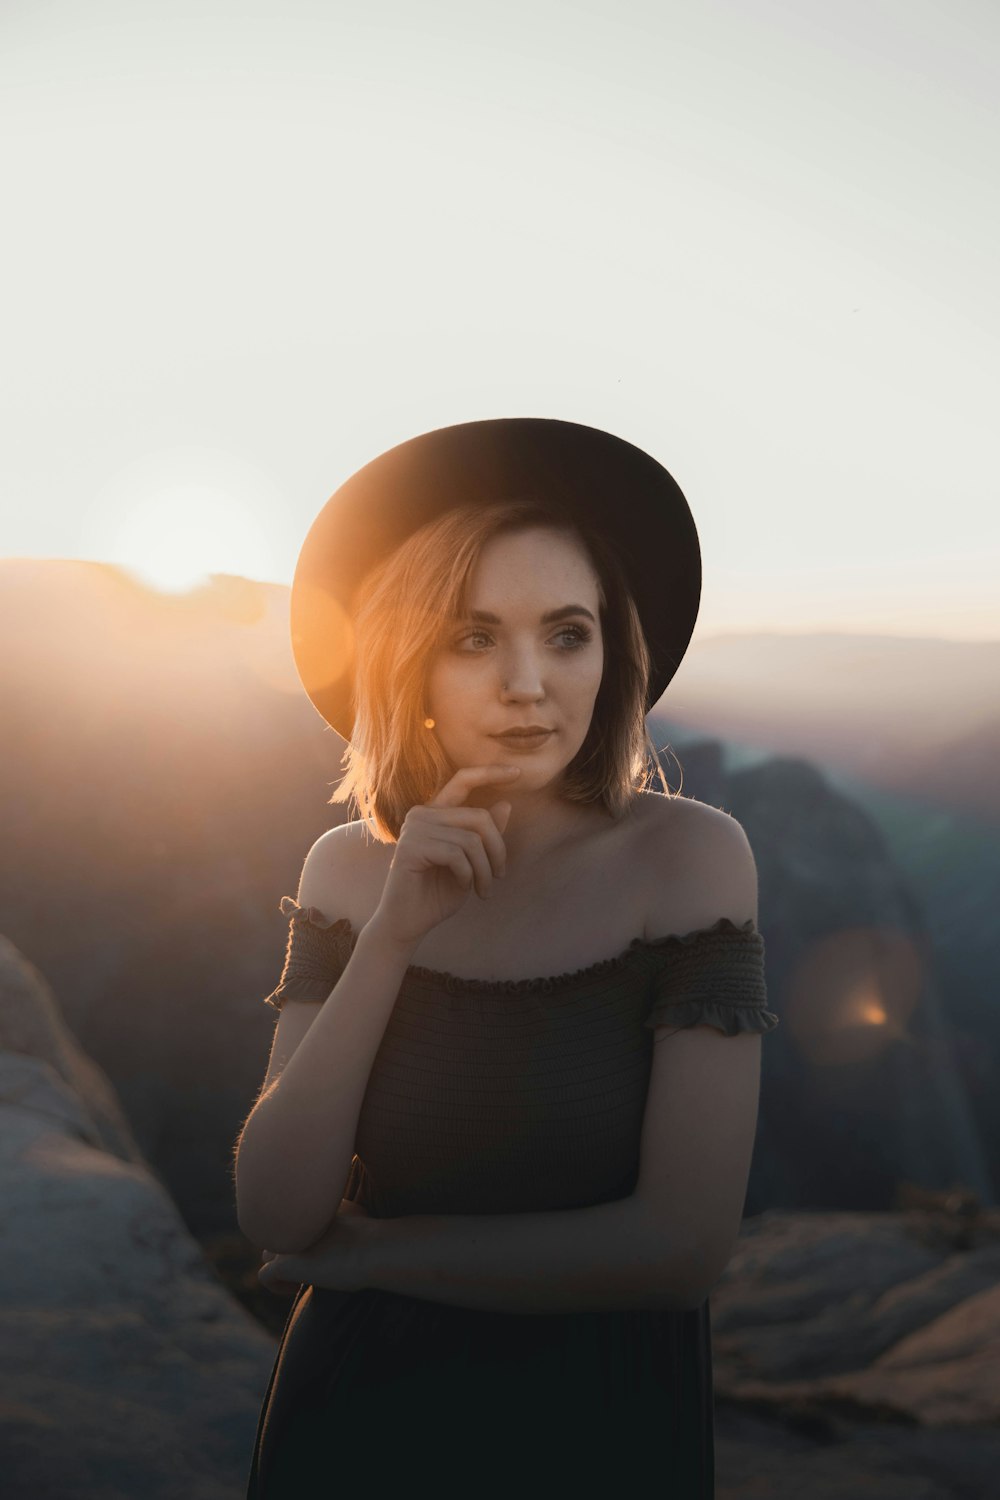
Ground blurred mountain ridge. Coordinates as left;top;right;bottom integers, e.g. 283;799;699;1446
659;629;1000;820
1;557;997;1237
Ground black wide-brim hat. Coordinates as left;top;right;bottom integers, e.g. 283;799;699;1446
290;417;701;741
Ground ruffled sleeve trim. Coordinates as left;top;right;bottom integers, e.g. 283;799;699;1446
277;895;355;934
261;901;779;1026
262;897;355;1011
644;998;780;1037
635;918;779;1037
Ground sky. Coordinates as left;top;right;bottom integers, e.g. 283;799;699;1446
2;0;998;638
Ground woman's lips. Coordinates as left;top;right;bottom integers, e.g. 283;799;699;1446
491;731;554;752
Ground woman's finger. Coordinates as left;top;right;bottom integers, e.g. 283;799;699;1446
406;805;509;877
259;1264;294;1292
422;827;496;898
427;764;521;810
337;1197;370;1217
437;844;475;893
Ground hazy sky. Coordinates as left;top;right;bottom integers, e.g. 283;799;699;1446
3;0;997;637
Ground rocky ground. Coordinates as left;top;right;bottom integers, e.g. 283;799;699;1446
709;1200;1000;1497
3;931;999;1499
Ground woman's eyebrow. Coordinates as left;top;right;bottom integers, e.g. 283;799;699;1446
464;605;597;625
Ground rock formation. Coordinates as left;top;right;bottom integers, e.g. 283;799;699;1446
712;1201;1000;1498
0;936;274;1499
3;934;1000;1497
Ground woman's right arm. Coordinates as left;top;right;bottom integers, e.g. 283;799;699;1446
234;765;519;1254
235;882;418;1253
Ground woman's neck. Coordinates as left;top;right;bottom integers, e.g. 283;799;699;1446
465;781;614;874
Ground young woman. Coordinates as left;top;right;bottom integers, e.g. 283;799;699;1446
237;418;778;1498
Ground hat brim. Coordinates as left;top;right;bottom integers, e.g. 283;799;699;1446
290;417;701;741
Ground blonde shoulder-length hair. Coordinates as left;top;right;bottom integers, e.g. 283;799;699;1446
330;497;674;840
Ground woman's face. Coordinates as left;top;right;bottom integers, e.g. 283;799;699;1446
425;526;605;793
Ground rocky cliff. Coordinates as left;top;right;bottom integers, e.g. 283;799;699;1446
651;736;995;1213
3;932;998;1498
0;936;274;1499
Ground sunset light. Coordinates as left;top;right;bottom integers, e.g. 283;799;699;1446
104;483;271;593
81;448;286;595
3;6;996;638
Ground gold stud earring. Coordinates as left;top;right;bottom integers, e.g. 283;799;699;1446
423;717;435;729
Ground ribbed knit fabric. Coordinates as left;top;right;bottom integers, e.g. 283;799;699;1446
247;898;778;1499
261;897;776;1218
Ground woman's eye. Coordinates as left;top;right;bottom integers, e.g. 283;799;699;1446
455;626;592;651
556;626;591;647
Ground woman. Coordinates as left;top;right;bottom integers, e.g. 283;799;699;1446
237;418;779;1498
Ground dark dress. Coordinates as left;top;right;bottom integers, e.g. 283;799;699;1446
246;897;778;1499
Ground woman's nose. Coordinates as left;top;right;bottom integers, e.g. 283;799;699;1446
498;652;544;699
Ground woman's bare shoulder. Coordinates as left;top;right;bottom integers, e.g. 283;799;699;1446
296;819;392;920
634;788;745;835
633;791;758;932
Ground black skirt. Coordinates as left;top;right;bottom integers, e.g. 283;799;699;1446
246;1281;715;1498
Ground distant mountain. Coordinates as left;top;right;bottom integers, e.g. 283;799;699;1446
1;559;996;1232
650;739;995;1213
657;632;1000;819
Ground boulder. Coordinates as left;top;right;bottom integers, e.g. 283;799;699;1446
0;933;145;1167
0;938;274;1500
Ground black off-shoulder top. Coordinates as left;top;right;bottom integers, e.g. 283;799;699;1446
259;897;778;1219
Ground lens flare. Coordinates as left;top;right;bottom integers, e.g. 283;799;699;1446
786;926;923;1067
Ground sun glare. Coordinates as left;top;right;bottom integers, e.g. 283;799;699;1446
101;481;272;593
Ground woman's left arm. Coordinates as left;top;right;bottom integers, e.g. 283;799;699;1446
260;1000;761;1317
367;1008;760;1315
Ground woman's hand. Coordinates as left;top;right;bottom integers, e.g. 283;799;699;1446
369;764;521;948
259;1197;374;1296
